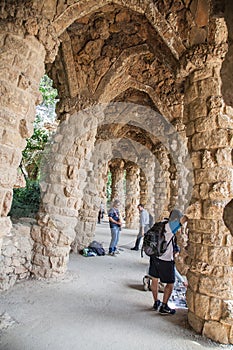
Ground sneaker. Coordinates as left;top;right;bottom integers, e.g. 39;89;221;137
152;300;161;311
159;303;176;315
108;252;117;257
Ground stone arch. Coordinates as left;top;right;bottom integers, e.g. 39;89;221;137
54;97;191;256
2;1;233;344
52;0;185;60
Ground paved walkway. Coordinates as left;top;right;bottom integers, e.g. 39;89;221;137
0;222;230;350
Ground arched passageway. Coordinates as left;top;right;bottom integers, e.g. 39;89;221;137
0;1;233;344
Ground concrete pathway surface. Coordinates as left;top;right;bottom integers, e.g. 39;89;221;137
0;222;231;350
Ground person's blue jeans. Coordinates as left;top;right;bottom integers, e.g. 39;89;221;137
109;226;120;253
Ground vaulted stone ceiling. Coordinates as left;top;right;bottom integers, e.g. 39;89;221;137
48;3;188;120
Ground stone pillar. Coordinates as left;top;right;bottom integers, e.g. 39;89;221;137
0;29;45;251
71;139;112;252
125;162;140;229
183;41;233;343
153;146;170;220
109;159;125;216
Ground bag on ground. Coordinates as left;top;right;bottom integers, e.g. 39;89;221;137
88;240;105;256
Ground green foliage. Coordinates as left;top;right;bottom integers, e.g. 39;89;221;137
23;74;58;181
39;74;58;108
9;180;41;218
10;75;58;218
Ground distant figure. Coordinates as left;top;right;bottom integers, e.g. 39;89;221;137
108;199;122;256
131;204;150;251
98;202;105;224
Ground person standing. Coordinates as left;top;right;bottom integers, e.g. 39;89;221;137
98;202;105;224
108;199;122;256
131;204;150;251
148;209;188;315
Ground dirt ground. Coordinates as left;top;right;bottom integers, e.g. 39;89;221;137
0;222;232;350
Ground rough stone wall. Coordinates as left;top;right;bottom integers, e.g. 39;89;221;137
180;18;233;343
0;1;233;344
0;219;34;290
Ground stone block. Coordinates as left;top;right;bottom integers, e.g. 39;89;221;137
188;311;204;334
188;230;202;244
199;183;209;199
199;275;233;299
14;266;28;274
194;218;217;233
195;168;233;184
203;321;229;344
187;99;208;122
202;230;225;246
0;217;12;236
1;244;18;257
195;245;208;262
208;247;233;266
192;129;229;151
187;272;200;293
198;78;220;98
203;200;225;219
209;182;232;200
195;293;210;319
208;17;228;44
191;151;202;169
222;300;233;325
5;34;30;57
209;297;222;321
31;225;42;243
33;253;49;268
190;66;213;82
186;201;202;218
216;148;232;166
195;115;217;133
184;84;198;104
230;326;233;344
185;121;195;136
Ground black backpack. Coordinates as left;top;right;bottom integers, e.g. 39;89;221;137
141;220;173;257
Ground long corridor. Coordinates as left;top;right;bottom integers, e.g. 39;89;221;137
0;222;229;350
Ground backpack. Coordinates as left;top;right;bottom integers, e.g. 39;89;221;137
88;240;105;256
141;220;173;257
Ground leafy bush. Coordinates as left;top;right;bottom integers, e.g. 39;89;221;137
9;180;41;218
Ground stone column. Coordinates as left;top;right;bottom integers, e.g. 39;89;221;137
125;162;140;229
71;139;112;252
153;146;170;220
0;29;46;251
183;40;233;343
109;159;125;216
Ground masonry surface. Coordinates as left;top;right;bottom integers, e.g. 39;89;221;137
0;0;233;344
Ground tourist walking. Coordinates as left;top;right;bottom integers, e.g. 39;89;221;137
131;204;150;251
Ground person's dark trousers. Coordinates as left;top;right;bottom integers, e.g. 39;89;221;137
131;237;142;251
98;211;101;223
